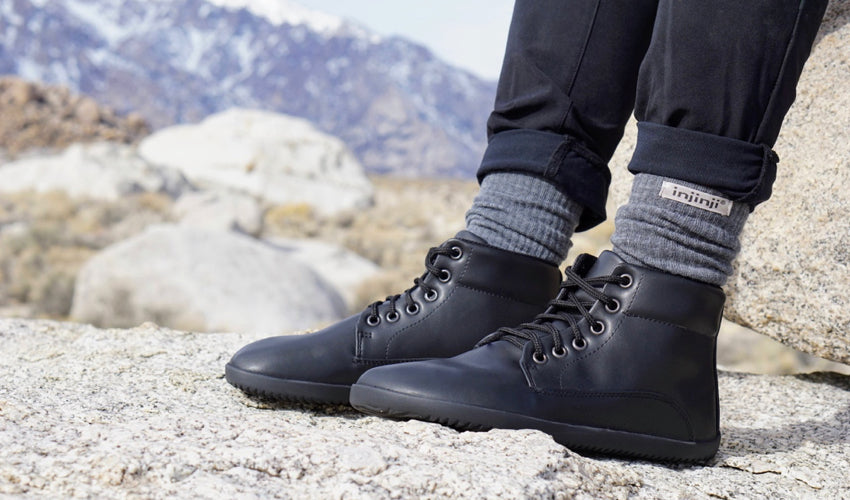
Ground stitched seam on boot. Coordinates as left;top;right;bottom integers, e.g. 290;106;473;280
620;312;703;335
381;245;475;359
554;313;624;385
620;271;718;337
558;285;640;387
358;356;434;366
555;276;633;386
619;269;696;330
354;356;435;367
455;283;548;307
355;324;367;358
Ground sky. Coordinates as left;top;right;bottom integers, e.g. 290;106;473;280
297;0;515;80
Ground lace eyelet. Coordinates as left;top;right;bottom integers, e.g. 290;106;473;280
366;315;380;326
424;289;439;302
572;337;588;351
438;269;452;283
590;321;605;335
619;273;633;288
385;311;400;323
406;303;420;315
605;299;620;313
551;346;567;358
450;246;463;260
532;351;548;364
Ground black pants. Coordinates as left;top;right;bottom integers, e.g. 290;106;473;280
477;0;828;231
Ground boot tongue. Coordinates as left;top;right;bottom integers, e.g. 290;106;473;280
583;250;627;279
482;251;628;351
568;250;627;302
453;230;486;244
569;253;597;276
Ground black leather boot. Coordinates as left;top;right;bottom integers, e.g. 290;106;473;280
350;251;725;462
225;231;561;404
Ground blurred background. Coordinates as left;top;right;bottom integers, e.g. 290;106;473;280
0;0;845;375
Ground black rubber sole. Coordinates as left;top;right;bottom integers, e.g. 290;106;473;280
350;383;719;463
225;363;351;405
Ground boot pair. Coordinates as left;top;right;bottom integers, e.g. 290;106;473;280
226;233;724;462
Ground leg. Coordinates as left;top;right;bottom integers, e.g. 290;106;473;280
351;0;828;461
613;0;828;285
466;0;658;264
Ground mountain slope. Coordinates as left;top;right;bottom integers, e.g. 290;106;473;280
0;0;496;177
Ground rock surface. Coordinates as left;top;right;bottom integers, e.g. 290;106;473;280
138;109;374;216
173;190;264;237
607;2;850;366
0;76;148;156
1;318;849;498
70;225;347;334
0;142;191;200
722;3;850;366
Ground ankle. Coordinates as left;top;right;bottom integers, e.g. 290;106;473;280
465;172;582;266
611;174;749;286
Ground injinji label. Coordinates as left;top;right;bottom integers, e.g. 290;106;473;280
659;181;732;216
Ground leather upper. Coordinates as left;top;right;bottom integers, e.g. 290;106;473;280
355;251;725;443
227;234;562;386
356;235;562;361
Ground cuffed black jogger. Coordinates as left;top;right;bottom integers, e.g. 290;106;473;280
477;0;828;229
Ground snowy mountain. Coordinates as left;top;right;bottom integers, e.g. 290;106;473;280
206;0;346;33
0;0;497;177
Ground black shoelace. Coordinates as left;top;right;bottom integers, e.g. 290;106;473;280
478;264;629;363
365;243;460;326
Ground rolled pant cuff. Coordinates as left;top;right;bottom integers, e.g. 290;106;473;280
476;129;610;231
627;122;779;209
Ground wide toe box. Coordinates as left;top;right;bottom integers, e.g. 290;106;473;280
226;315;362;388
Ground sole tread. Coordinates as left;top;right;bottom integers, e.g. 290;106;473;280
225;364;351;406
231;382;345;406
351;385;717;464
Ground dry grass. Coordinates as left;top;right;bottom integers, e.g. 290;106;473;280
0;191;172;318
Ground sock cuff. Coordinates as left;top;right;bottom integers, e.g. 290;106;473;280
466;172;583;266
612;174;749;286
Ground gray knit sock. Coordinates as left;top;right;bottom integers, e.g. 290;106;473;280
611;173;749;286
465;172;582;266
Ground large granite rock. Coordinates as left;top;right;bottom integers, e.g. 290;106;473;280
172;190;264;237
607;2;850;366
723;2;850;365
266;237;381;311
138;109;374;216
0;142;190;200
70;225;346;334
1;318;848;498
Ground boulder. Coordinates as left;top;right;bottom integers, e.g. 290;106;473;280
0;78;35;105
173;190;264;237
722;4;850;365
138;109;374;216
70;225;347;334
0;76;150;154
606;3;850;365
0;142;191;200
1;318;849;498
266;237;381;311
74;97;102;125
